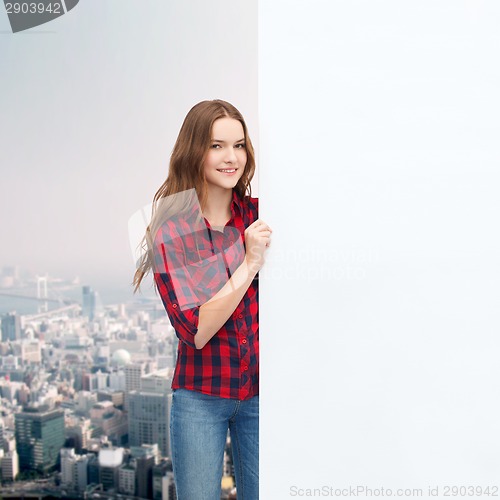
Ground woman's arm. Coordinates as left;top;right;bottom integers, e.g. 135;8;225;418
194;218;272;349
154;217;272;349
195;256;256;349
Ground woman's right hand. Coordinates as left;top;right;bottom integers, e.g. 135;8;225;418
244;219;272;273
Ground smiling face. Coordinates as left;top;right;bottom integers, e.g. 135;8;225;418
203;117;247;195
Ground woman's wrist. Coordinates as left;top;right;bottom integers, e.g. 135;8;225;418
244;255;261;278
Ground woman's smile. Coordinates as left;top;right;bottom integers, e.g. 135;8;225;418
217;168;238;174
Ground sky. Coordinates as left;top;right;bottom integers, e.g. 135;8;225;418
0;0;258;300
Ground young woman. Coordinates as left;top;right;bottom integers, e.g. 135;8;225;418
133;100;272;499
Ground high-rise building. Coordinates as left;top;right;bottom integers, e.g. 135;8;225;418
128;391;171;457
128;371;172;457
82;286;96;321
15;405;65;473
118;462;136;495
83;369;109;391
109;369;126;391
98;447;124;491
75;391;97;414
136;454;155;499
60;448;89;493
125;363;145;391
1;312;21;342
60;448;76;485
0;417;4;449
87;453;100;485
0;449;19;481
97;389;124;408
141;369;172;394
124;362;147;411
162;471;177;500
17;339;42;363
74;455;89;492
89;401;127;445
152;458;173;500
127;445;156;499
65;417;92;452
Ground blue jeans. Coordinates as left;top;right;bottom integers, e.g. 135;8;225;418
170;388;259;500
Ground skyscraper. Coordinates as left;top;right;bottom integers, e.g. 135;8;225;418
152;458;173;500
124;362;147;411
128;369;173;457
0;417;4;449
15;405;65;473
0;449;19;482
128;391;172;457
98;447;124;491
59;448;89;493
82;286;96;321
1;312;21;342
135;453;155;499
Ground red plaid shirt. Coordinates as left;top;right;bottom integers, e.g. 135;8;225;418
153;190;259;400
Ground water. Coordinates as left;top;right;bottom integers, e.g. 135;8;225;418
0;284;158;315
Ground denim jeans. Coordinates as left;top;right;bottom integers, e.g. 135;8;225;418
170;388;259;500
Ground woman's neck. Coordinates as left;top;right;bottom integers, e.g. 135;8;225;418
202;188;233;227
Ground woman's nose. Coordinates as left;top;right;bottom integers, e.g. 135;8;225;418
224;147;237;163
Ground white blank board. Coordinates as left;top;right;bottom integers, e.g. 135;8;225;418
259;1;500;498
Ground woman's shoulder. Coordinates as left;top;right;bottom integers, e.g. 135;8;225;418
153;209;200;245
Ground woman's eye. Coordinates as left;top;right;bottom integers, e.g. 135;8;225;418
235;143;246;149
211;144;221;149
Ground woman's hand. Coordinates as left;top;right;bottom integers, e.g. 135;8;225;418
195;219;271;349
244;219;272;274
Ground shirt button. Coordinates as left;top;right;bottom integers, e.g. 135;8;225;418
172;304;178;309
241;338;247;344
242;365;248;372
238;314;243;319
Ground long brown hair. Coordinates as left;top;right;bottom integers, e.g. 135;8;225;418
132;99;256;293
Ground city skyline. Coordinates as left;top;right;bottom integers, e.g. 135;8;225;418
0;264;158;315
0;268;237;498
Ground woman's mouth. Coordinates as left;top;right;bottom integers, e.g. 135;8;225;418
217;168;237;175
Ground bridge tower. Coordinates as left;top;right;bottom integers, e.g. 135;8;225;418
36;274;48;313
